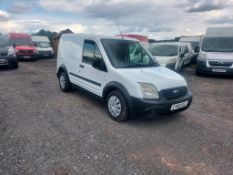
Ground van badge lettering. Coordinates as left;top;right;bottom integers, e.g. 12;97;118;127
173;90;179;94
218;61;224;64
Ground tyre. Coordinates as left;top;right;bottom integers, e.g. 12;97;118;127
106;90;128;122
9;61;18;69
195;68;202;76
195;64;203;76
59;72;72;92
32;57;38;62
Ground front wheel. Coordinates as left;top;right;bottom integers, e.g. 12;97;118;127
9;61;18;69
106;90;128;122
59;72;72;92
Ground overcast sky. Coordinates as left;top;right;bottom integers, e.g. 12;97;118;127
0;0;233;39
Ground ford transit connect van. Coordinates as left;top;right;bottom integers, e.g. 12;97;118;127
0;34;18;69
196;27;233;75
57;34;192;122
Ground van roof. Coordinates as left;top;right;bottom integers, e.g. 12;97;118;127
206;27;233;37
61;33;139;42
9;33;31;39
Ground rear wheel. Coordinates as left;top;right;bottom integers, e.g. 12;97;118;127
59;72;72;92
106;90;128;122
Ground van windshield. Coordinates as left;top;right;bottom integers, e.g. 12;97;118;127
150;45;178;57
202;37;233;52
0;35;11;46
11;38;34;46
101;39;158;68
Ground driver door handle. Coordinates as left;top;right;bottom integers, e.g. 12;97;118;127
79;65;84;68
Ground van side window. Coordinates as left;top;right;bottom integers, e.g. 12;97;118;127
83;40;102;65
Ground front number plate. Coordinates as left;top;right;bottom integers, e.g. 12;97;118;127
212;68;226;73
171;101;189;111
23;56;31;59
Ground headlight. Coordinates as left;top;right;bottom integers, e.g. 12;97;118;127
138;83;159;99
34;49;38;54
8;47;16;56
198;52;207;60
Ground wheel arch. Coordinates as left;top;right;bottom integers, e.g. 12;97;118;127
57;64;68;78
103;82;133;114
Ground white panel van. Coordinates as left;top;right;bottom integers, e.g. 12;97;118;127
57;34;192;122
149;42;192;72
31;36;54;58
180;36;201;63
196;27;233;75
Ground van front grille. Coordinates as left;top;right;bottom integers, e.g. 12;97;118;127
209;61;232;67
161;86;187;100
19;50;33;54
0;53;8;57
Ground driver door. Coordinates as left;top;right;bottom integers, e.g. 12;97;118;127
78;40;107;97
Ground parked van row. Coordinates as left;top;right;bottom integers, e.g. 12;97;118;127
141;26;233;76
0;33;54;69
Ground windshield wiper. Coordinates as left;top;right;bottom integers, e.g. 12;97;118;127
125;63;158;68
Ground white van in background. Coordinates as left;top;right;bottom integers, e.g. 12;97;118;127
180;36;201;63
56;34;192;122
196;27;233;75
149;42;191;72
31;36;54;58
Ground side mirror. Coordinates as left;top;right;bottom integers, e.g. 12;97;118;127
34;43;37;47
13;43;16;48
92;58;107;71
194;46;200;53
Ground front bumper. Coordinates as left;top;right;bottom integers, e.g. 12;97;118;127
38;51;54;57
196;60;233;75
17;54;37;60
0;56;17;66
130;91;192;116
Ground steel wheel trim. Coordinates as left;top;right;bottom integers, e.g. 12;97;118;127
60;75;66;89
108;96;122;117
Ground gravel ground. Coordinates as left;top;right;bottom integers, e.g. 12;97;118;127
0;59;232;175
